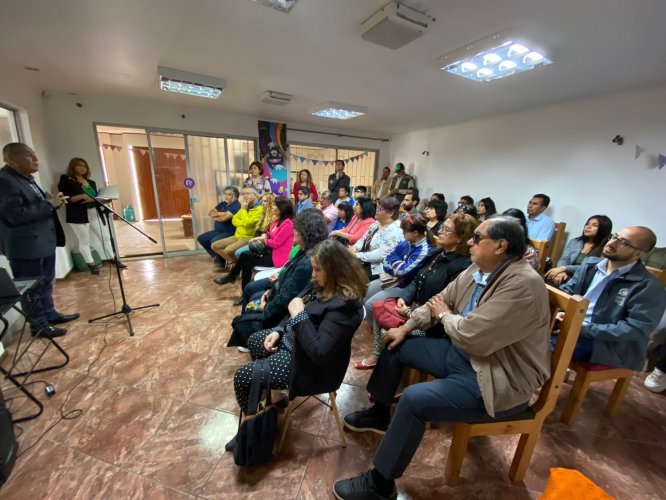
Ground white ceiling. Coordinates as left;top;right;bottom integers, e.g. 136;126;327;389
2;0;666;135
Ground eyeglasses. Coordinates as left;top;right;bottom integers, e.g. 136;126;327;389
471;232;492;245
608;233;644;251
439;225;455;234
241;192;254;197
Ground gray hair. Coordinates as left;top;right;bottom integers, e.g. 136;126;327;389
2;142;29;163
242;185;260;196
486;216;527;259
320;190;333;201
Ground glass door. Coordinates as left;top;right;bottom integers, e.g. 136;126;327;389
146;132;193;254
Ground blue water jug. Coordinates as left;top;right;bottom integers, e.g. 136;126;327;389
124;204;136;222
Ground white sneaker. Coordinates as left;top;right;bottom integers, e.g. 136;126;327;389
644;367;666;393
237;346;250;353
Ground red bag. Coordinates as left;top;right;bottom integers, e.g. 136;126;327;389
372;298;408;330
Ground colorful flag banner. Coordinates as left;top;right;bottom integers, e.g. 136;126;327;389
635;144;646;159
658;154;666;170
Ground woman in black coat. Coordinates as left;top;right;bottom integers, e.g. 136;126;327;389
231;239;368;419
354;212;477;369
57;157;122;273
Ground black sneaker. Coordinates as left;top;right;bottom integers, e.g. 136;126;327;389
333;470;397;500
343;407;389;435
213;275;236;286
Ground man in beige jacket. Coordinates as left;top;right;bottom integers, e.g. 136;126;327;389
334;216;551;500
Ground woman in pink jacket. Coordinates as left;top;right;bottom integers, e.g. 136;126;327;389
215;197;294;289
329;197;376;245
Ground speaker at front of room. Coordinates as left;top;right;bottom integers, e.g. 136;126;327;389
0;386;17;487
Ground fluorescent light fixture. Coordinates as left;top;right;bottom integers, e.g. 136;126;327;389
310;101;367;120
158;66;227;99
251;0;297;13
438;31;552;82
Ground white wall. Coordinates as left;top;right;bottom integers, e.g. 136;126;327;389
391;84;666;242
41;91;389;186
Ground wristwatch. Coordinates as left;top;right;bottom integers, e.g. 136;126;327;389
437;311;449;320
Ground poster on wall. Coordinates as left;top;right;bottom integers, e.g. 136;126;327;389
258;120;288;196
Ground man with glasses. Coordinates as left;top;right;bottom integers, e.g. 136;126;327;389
334;217;551;499
211;186;263;268
560;226;666;370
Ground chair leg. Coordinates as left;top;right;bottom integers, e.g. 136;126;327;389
561;370;592;425
329;392;347;448
445;424;470;486
509;429;541;482
604;376;632;417
277;400;295;453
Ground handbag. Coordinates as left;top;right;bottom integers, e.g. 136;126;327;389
372;297;409;330
233;359;278;466
249;239;271;257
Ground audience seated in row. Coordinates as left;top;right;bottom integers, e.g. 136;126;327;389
330;197;375;245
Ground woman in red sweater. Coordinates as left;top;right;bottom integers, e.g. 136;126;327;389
330;197;376;245
293;169;318;202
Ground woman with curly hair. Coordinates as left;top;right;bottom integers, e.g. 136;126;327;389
228;238;367;443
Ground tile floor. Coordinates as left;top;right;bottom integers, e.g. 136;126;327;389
1;255;664;499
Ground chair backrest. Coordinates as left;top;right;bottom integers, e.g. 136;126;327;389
549;222;567;263
529;239;550;276
531;285;588;418
646;266;666;286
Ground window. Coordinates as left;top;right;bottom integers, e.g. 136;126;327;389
288;143;377;197
0;105;20;145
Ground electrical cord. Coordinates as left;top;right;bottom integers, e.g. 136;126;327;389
14;243;120;458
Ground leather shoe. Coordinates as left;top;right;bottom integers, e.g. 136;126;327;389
31;325;67;338
214;275;236;285
232;297;244;306
48;313;80;325
112;259;128;269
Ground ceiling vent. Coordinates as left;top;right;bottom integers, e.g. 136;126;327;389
261;90;293;105
361;2;433;50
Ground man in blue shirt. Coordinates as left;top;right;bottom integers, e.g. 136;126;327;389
526;193;555;241
561;226;666;370
295;186;315;214
197;186;241;259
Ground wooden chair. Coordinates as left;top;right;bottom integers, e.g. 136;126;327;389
529;238;550;276
561;264;664;425
646;265;666;286
560;362;634;425
549;222;567;264
443;286;588;485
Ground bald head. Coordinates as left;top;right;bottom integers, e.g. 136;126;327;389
627;226;657;253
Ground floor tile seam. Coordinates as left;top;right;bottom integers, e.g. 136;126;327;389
45;423;201;497
193;453;226;498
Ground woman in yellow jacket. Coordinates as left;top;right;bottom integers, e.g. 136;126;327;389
212;186;264;265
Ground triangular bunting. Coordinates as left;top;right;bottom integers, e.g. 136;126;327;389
658;154;666;170
635;144;646;159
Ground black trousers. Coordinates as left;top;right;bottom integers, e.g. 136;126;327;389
228;251;274;289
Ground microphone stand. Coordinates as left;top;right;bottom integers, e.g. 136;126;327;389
87;199;159;336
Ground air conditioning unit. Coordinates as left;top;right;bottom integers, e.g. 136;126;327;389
361;2;433;50
261;90;293;106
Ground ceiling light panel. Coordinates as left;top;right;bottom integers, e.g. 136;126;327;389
438;32;552;83
310;101;367;120
158;66;227;99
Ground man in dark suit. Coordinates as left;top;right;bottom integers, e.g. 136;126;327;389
0;143;79;337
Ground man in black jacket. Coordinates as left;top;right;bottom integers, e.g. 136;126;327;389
328;160;351;202
0;143;79;337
